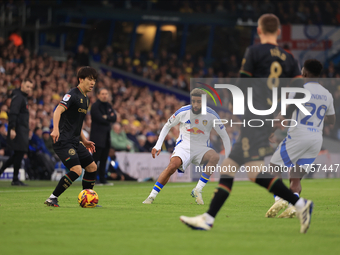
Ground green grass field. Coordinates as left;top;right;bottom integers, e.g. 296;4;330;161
0;179;339;255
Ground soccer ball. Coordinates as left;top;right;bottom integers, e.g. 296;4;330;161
78;189;99;208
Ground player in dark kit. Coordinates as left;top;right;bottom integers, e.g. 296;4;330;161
180;14;314;234
44;66;98;207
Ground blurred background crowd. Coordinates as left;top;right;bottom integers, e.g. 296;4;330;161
104;0;340;26
4;0;339;25
0;0;339;180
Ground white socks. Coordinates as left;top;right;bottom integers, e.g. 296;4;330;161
204;213;215;225
150;189;159;198
274;195;281;202
196;173;211;192
195;180;206;192
294;198;305;211
49;194;57;199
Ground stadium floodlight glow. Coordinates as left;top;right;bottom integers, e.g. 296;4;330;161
201;84;312;116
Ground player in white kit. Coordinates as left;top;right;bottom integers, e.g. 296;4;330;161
266;59;336;218
143;88;231;204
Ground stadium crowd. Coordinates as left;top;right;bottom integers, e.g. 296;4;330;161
0;38;239;179
0;29;339;179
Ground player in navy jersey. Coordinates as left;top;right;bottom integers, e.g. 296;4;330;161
180;14;314;234
44;66;98;207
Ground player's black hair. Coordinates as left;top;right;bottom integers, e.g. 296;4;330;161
77;66;98;84
303;59;323;77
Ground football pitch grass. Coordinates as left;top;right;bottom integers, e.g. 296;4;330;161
0;179;339;255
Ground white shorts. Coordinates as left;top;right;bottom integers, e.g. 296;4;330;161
270;134;322;170
171;142;213;172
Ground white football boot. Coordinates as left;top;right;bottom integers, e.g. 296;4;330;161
191;188;204;205
142;196;155;204
180;214;212;230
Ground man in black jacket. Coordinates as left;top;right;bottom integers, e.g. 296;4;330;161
90;88;116;184
0;79;33;185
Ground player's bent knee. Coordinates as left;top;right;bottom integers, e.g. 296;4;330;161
167;163;179;175
85;162;97;173
70;165;83;176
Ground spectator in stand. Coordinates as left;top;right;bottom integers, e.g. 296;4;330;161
28;126;55;179
0;111;8;126
228;55;239;78
8;30;23;47
0;121;8;156
161;134;176;153
110;123;134;152
42;127;55;157
126;124;144;152
90;88;116;185
105;148;145;181
137;135;147;152
91;46;101;62
75;44;89;67
180;1;193;13
144;132;157;152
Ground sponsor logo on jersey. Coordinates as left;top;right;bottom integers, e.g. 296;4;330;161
78;108;87;114
185;120;191;124
186;127;204;135
63;94;71;101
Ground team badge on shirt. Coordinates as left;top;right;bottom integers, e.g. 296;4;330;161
203;120;207;126
63;94;71;101
80;98;83;103
68;148;76;155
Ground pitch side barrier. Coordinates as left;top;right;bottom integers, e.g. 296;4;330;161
114;152;340;182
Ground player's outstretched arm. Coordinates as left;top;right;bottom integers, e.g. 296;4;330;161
50;105;66;143
152;111;181;158
151;148;161;158
152;122;171;158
